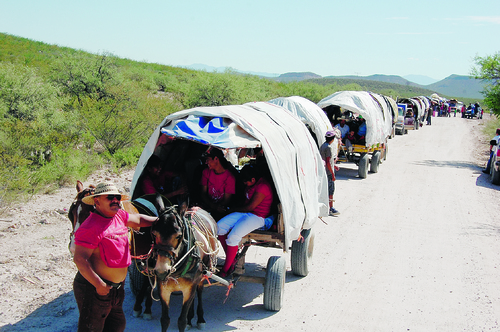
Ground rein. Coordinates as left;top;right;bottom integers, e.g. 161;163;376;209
154;207;202;280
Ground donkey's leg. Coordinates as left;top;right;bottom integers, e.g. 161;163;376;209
187;298;195;329
159;293;171;332
143;283;153;320
195;283;206;329
132;275;148;317
178;286;197;332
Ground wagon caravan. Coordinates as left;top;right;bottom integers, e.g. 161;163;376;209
128;101;329;319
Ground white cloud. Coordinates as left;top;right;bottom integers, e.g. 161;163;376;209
386;17;410;20
468;16;500;24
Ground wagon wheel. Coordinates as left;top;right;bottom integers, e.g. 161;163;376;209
128;260;146;297
358;153;369;178
370;151;381;173
291;228;314;277
263;256;286;311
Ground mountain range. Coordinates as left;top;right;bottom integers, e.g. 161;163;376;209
187;64;486;100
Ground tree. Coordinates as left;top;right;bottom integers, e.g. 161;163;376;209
472;52;500;114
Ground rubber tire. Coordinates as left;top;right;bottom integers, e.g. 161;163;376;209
128;261;145;297
358;154;369;178
370;151;381;173
263;256;286;311
491;165;500;185
291;228;314;277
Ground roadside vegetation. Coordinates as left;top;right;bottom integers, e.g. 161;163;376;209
472;52;500;137
0;33;491;210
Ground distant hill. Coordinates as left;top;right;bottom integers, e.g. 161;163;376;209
274;72;322;82
181;64;486;100
404;74;439;85
326;74;421;88
278;72;485;100
307;77;437;99
426;75;486;100
186;63;280;78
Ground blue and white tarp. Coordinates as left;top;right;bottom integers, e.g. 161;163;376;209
131;102;329;250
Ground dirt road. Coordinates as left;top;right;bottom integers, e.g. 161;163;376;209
1;115;499;331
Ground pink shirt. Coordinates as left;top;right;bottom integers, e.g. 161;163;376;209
74;209;131;268
200;168;236;203
245;178;273;218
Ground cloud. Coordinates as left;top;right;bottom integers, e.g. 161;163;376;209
386;17;410;20
467;16;500;24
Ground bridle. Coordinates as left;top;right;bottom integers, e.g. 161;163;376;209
153;206;201;280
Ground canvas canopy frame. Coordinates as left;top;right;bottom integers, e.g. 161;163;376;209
131;101;329;250
317;91;392;147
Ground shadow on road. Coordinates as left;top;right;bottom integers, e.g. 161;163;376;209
412;159;479;170
475;171;500;190
0;260;296;332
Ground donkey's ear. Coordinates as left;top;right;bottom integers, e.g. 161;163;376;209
76;180;84;193
179;202;188;217
156;193;165;211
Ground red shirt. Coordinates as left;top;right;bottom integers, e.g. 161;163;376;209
200;168;236;203
74;209;131;268
245;178;273;218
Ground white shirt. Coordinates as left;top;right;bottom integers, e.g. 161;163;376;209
335;123;349;138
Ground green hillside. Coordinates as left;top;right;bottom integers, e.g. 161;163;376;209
427;75;486;100
0;33;477;209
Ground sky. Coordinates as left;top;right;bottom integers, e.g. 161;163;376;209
1;0;499;82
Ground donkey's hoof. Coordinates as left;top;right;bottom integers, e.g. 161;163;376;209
197;322;206;330
132;310;141;318
143;313;152;320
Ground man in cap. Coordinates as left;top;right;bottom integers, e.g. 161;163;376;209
320;130;340;216
73;182;158;332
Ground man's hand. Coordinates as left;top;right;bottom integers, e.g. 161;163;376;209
96;282;112;296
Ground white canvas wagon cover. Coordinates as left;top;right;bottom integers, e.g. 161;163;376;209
268;96;333;147
131;101;329;250
318;91;392;147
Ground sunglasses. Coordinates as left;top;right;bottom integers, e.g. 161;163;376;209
106;194;122;201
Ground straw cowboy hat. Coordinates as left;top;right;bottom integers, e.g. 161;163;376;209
82;182;130;205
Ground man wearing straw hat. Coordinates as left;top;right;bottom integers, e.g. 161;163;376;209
73;182;157;332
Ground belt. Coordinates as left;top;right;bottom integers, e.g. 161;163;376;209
102;278;124;289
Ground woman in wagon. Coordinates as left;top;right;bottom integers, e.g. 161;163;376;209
217;164;274;277
199;147;236;221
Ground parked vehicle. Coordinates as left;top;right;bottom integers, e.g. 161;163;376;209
489;139;500;185
318;91;390;178
397;98;422;130
395;103;415;135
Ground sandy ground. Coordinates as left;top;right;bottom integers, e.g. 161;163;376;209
0;115;499;332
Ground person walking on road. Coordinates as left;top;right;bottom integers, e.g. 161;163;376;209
320;130;340;216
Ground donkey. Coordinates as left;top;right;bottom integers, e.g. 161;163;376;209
67;181;95;256
151;194;218;332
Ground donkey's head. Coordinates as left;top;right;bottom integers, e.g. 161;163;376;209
151;194;184;279
68;181;95;255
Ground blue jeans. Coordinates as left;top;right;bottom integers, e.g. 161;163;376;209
73;272;126;332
